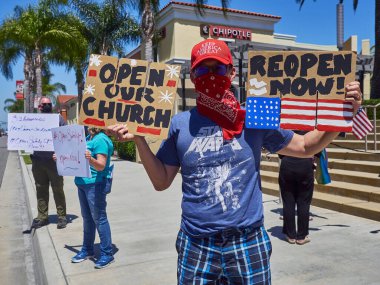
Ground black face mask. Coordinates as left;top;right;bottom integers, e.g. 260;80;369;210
41;104;52;113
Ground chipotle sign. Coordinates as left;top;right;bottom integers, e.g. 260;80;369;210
201;24;251;41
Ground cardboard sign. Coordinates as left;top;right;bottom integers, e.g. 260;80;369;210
246;51;356;132
51;125;90;177
79;54;181;139
7;113;59;151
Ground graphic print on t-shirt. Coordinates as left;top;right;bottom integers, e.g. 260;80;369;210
184;126;250;212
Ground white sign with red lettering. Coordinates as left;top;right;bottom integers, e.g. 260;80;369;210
51;125;90;177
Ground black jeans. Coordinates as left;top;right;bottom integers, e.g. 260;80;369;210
279;157;314;240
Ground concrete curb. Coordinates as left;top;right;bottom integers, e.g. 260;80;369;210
18;153;68;285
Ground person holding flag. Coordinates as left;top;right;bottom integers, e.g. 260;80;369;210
108;39;362;284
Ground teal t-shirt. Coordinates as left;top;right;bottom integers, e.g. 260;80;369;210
74;132;114;185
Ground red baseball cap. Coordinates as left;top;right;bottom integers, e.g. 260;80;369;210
191;39;233;69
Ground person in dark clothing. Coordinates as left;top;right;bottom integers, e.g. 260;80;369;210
278;131;314;245
31;97;67;229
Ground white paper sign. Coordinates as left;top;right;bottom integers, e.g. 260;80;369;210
7;113;59;151
51;125;90;178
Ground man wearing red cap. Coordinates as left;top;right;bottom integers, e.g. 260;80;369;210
109;39;362;284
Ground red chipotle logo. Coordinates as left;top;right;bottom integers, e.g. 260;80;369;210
201;24;252;41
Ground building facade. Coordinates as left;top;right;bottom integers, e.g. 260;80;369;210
128;1;372;109
57;95;78;124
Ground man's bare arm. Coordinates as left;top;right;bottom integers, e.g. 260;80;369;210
107;125;179;191
278;130;338;157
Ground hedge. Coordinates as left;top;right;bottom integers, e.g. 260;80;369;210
110;136;136;162
363;99;380;120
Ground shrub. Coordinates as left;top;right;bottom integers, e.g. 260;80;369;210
363;99;380;120
116;141;136;161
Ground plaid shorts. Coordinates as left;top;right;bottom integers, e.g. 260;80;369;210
176;225;272;285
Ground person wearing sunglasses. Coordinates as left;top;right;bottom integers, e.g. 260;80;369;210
31;97;68;230
108;39;362;284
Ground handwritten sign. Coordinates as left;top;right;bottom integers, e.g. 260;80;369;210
51;125;90;177
79;54;181;139
246;51;356;132
7;113;59;151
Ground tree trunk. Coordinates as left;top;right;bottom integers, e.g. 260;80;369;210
77;72;84;114
23;56;34;113
142;0;154;62
371;0;380;99
144;37;153;62
23;59;30;113
35;47;43;105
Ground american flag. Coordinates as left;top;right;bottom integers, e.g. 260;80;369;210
352;107;374;139
316;99;353;132
280;98;317;131
245;97;281;129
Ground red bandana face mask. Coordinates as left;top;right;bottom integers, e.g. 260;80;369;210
195;73;246;140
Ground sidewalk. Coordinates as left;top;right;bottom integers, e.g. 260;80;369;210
19;154;380;285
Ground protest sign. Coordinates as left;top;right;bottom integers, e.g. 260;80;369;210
246;51;356;132
79;54;181;139
7;113;59;151
51;125;90;177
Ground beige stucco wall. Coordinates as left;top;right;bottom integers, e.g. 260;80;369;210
344;35;358;52
173;19;210;60
362;39;370;55
158;20;176;63
251;32;275;44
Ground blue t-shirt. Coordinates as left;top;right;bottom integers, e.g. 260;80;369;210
156;108;294;238
74;132;114;185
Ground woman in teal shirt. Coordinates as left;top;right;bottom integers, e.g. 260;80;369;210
71;128;114;269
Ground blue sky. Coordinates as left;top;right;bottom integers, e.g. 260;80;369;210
0;0;375;127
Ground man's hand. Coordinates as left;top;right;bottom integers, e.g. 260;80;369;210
52;153;57;161
345;81;362;114
107;124;140;142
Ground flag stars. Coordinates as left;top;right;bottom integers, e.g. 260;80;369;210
245;97;281;130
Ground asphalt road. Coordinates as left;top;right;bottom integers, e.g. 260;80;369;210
0;136;9;187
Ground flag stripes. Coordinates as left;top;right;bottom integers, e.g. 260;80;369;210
316;99;353;132
352;108;373;139
280;98;316;131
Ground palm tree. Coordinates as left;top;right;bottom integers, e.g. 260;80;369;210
129;1;230;62
68;0;140;108
0;6;34;112
0;0;85;112
3;98;24;113
297;0;379;99
128;0;160;62
42;67;67;102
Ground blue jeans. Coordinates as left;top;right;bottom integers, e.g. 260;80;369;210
77;182;113;257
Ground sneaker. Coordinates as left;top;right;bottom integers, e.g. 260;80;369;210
94;255;114;269
31;218;49;229
71;250;94;263
57;216;67;229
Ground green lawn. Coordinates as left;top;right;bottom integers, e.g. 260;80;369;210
22;154;32;165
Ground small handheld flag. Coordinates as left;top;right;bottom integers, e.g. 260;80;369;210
352;107;373;140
